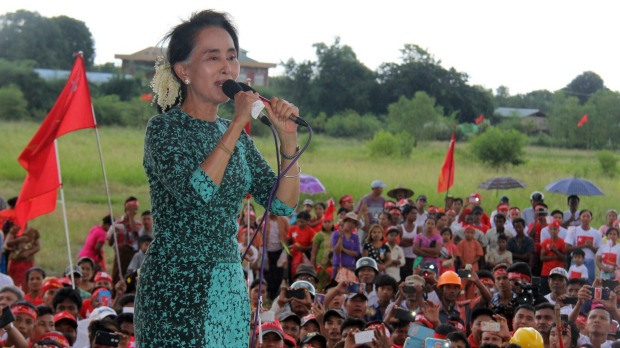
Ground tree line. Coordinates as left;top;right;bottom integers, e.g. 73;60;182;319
1;10;620;151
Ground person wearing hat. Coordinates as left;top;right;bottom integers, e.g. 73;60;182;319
387;185;414;202
522;191;544;226
331;212;361;278
293;264;319;287
338;195;355;213
277;310;301;342
258;320;285;348
11;300;37;342
540;220;567;294
355;179;387;226
302;198;315;214
299;331;327;348
93;272;113;290
54;311;78;345
540;210;568;243
35;331;71;348
436;270;491;326
510;327;544;348
354;257;379;307
40;278;63;309
322;309;345;347
543;267;572;315
299;314;320;339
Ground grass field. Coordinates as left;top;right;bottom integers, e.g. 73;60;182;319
1;121;619;275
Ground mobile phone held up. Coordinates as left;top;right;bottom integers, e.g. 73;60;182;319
592;287;611;301
457;269;472;279
94;331;120;347
0;305;15;329
394;308;416;322
346;282;361;294
354;330;375;344
285;288;306;300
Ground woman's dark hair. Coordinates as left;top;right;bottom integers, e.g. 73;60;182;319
551;321;579;348
118;294;135;308
435;212;446;221
88;317;119;345
446;331;470;348
296;211;311;221
124;196;138;204
26;267;46;283
440;227;452;237
606;227;619;237
161;10;239;111
401;204;417;218
315;202;326;210
337;207;349;216
102;214;112;225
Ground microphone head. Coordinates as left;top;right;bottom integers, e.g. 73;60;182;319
222;79;242;99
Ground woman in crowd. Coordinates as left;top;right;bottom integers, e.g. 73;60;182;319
77;257;96;294
362;224;391;272
331;212;361;277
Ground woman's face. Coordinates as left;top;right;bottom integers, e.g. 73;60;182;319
607;229;619;243
322;220;333;231
315;205;325;217
28;271;44;292
177;27;240;106
580;211;592;226
608;212;618;223
549;326;571;348
406;209;418;222
80;262;93;281
424;219;436;232
370;228;382;241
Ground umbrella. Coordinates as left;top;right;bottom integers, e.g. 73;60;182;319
545;177;604;196
299;173;326;194
478;176;527;190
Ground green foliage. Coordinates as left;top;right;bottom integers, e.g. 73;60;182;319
0;10;95;69
0;85;29;120
0;59;54;114
598;151;618;177
366;130;412;158
470;127;526;168
564;71;605;104
387;91;445;143
93;95;155;127
324;110;382;139
99;77;144;101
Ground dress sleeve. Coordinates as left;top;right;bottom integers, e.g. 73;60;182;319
241;134;295;217
144;116;219;208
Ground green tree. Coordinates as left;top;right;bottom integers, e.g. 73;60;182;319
470;127;526;168
0;84;29;120
387;91;445;144
0;59;55;116
0;10;95;69
547;92;588;148
564;71;605;104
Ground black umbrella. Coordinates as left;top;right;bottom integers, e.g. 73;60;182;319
479;176;527;190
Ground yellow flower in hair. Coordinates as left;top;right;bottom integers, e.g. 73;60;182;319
150;56;181;110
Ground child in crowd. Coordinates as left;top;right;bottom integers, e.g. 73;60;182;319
568;249;589;280
362;224;391;272
485;234;512;269
385;227;405;282
596;227;620;280
287;211;316;276
439;228;458;274
540;220;566;294
127;235;153;275
457;226;483;272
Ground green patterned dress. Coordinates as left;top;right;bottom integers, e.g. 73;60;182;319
135;107;294;347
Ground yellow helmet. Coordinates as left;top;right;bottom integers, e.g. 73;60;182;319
510;327;544;348
436;271;462;288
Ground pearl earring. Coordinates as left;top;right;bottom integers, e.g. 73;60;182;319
184;79;190;85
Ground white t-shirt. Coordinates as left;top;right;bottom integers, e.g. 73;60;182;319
544;293;573;315
401;223;418;258
577;334;613;348
568;264;589;280
596;241;620;279
565;226;602;260
485;228;515;252
540;226;568;242
387;243;405;282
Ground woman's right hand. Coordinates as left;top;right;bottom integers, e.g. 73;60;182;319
232;90;259;126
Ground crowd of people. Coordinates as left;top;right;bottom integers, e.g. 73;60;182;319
239;181;620;348
1;179;620;348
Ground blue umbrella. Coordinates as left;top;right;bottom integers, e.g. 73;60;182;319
545;177;604;196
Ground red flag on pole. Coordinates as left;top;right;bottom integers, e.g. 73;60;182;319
475;114;484;125
437;132;456;193
14;54;95;229
577;114;589;127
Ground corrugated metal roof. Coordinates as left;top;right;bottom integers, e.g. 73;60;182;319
495;107;546;118
34;69;131;84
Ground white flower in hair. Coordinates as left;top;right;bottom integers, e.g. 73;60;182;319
150;56;181;110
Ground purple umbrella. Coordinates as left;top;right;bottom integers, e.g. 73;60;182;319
299;173;326;194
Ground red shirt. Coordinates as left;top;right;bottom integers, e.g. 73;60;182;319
24;294;43;306
287;225;316;248
540;238;566;276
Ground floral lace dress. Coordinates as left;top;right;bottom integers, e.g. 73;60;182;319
135;107;294;347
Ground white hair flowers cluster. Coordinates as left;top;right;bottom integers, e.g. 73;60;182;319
150;56;181;110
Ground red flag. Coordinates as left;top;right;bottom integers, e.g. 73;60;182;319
14;54;95;229
245;122;251;136
437;132;456;193
475;114;484;125
322;198;335;222
577;114;589;127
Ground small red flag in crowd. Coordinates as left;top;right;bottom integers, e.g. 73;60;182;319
14;54;95;231
140;93;153;101
437;132;456;193
474;114;484;125
577;114;589;127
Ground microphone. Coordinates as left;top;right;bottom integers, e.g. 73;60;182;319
222;80;272;127
238;82;307;127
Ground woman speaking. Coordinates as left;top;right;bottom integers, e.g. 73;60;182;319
135;10;300;347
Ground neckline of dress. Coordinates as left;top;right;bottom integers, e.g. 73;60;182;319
175;106;221;124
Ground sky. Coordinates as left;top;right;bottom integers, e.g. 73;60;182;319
2;0;619;95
